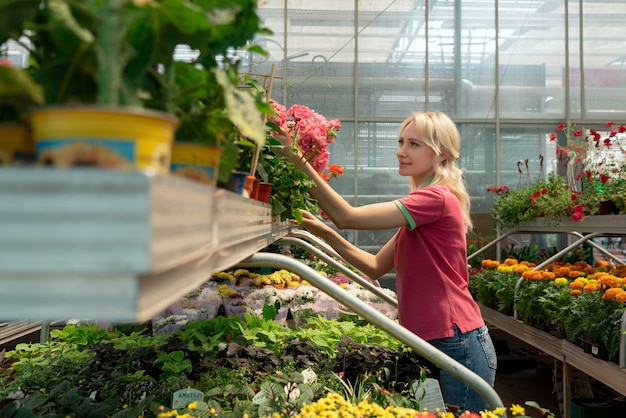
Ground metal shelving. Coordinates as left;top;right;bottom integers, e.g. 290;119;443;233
0;168;290;322
472;217;626;418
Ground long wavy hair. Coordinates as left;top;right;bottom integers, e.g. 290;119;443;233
398;111;473;231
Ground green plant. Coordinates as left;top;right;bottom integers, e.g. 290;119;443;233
515;281;571;336
239;137;318;222
468;268;518;314
559;291;624;361
491;172;581;228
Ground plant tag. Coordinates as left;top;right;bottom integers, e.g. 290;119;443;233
413;378;447;412
172;387;204;409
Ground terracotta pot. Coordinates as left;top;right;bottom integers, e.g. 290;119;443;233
256;182;273;203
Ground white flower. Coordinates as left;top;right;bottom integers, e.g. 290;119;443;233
301;368;317;384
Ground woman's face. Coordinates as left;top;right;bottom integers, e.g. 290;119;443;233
397;121;438;184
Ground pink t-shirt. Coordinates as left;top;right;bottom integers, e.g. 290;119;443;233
393;185;483;341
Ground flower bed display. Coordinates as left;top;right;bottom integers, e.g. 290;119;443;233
151;268;398;334
469;258;626;362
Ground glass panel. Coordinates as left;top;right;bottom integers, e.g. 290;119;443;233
357;0;427;118
581;1;626;119
459;123;496;213
427;1;496;118
498;2;566;119
255;0;356;118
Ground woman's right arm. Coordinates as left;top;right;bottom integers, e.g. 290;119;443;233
298;211;396;280
274;131;409;231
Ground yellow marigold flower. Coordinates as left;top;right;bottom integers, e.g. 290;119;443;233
583;282;601;292
497;265;513;273
574;277;589;285
603;288;624;300
554;277;568;286
571;289;581;296
480;411;501;418
187;401;198;410
510;404;525;416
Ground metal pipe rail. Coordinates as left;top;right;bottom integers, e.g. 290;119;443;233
237;252;506;412
276;235;398;308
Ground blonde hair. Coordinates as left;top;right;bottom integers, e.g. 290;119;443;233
398;111;473;231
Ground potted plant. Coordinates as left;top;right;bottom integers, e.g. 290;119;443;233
0;0;268;175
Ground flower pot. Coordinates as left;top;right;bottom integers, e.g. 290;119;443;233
598;200;618;215
256;182;273;203
217;170;249;195
0;123;34;165
29;106;179;174
170;142;222;186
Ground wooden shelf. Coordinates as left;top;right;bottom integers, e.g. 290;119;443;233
0;168;291;322
481;306;626;396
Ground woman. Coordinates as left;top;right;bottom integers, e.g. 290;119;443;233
275;111;497;412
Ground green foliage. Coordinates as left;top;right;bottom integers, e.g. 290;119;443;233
0;315;427;417
515;281;571;335
492;173;576;228
559;291;624;361
468;269;518;315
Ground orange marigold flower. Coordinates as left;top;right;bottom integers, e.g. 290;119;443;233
541;271;556;280
513;265;529;274
594;260;609;268
481;259;500;269
569;281;585;290
571;289;581;296
597;275;620;288
522;271;541;280
568;270;585;279
583;283;601;293
616;292;626;303
503;258;518;266
602;288;624;300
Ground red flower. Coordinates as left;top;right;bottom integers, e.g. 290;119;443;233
571;205;585;221
600;174;610;185
557;123;566;131
549;132;557;141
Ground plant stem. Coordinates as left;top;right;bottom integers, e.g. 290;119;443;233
95;0;124;106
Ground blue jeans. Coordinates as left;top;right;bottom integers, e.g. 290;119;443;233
420;325;497;413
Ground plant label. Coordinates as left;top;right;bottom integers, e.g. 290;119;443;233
172;387;204;409
413;378;447;412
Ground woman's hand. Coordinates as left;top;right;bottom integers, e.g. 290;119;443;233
296;210;332;237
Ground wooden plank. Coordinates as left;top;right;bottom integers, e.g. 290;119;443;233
0;321;43;345
562;340;626;396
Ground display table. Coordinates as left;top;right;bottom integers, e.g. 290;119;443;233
0;168;290;322
471;216;626;418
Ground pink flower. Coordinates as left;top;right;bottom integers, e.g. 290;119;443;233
0;58;13;67
275;101;343;175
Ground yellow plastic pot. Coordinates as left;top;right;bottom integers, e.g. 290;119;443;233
29;106;179;174
171;142;223;186
0;124;34;165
